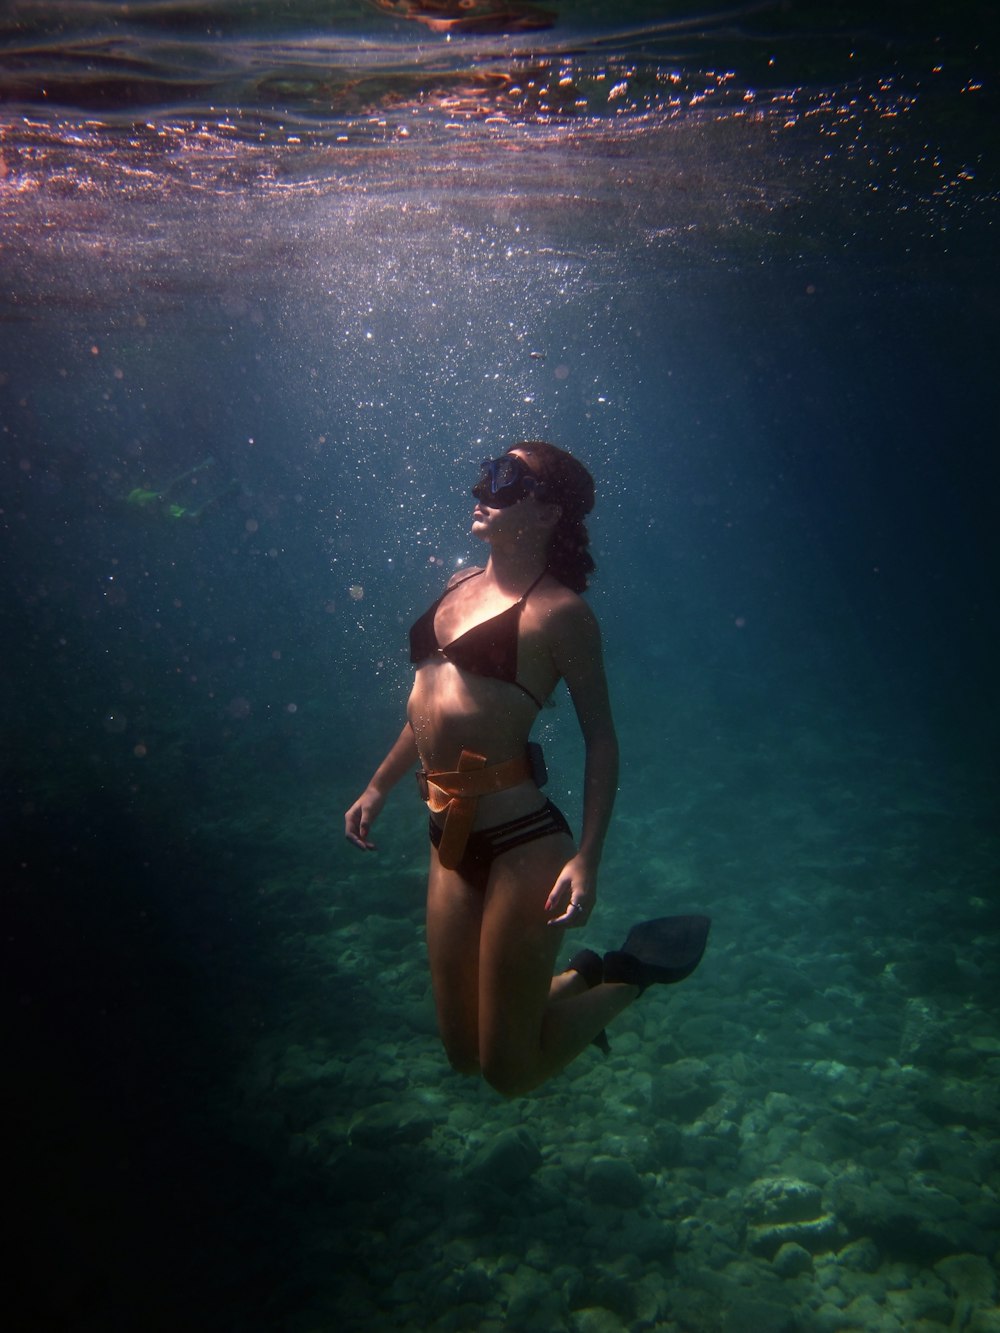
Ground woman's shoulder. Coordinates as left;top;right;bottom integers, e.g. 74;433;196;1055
538;576;598;632
445;564;484;589
541;572;589;608
536;579;604;674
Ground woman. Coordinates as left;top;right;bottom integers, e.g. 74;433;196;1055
345;441;708;1096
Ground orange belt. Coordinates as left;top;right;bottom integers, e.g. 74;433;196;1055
417;749;532;871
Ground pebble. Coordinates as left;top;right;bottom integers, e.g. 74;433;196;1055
773;1242;814;1278
467;1127;542;1189
583;1155;644;1207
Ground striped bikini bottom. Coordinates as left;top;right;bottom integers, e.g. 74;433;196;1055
428;799;571;893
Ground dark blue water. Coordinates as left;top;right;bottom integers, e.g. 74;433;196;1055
3;3;998;1330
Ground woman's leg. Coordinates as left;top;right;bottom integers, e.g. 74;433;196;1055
477;836;638;1097
425;856;485;1076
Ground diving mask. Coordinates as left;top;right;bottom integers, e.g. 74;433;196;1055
471;454;544;508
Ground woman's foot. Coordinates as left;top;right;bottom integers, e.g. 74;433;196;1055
566;947;603;988
603;915;711;993
565;947;614;1055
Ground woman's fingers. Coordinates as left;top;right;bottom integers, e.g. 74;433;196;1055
545;873;571;916
345;801;377;850
547;881;591;928
548;901;588;927
546;859;596;928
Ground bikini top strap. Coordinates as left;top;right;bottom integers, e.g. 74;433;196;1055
443;566;542;608
440;567;484;600
518;569;548;605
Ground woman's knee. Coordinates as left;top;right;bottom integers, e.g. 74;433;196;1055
434;995;480;1072
437;1022;480;1077
446;1048;481;1078
481;1053;538;1099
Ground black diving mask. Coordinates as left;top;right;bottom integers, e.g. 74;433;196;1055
472;454;544;508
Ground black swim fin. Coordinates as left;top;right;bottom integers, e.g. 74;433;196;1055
565;948;613;1056
566;947;604;989
604;914;711;993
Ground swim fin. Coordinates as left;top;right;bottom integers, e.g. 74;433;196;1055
604;915;711;993
566;948;613;1056
566;948;604;989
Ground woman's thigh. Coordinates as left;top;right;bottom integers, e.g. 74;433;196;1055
425;857;485;1073
477;830;576;1089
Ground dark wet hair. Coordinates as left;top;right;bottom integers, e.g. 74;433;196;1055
515;440;596;593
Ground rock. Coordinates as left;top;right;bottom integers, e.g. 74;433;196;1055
467;1127;542;1189
885;1276;955;1327
747;1214;842;1259
837;1238;881;1273
363;912;415;949
505;1263;566;1328
572;1308;629;1333
935;1254;997;1306
566;1265;637;1322
583;1155;644;1207
327;1147;403;1200
842;1293;887;1329
773;1242;813;1277
348;1102;435;1149
745;1177;823;1225
721;1298;797;1332
617;1213;677;1263
666;1287;724;1330
432;1302;490;1332
831;1175;978;1260
679;1013;747;1055
899;996;950;1065
450;1265;494;1305
919;1078;1000;1132
744;1176;840;1258
650;1058;719;1121
812;1302;852;1333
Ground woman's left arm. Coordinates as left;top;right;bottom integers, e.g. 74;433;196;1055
545;602;619;928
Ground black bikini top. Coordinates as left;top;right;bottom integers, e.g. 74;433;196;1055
409;568;547;709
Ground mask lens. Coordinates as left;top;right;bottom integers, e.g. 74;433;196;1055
471;455;535;508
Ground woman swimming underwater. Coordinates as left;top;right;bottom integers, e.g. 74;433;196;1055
345;440;709;1096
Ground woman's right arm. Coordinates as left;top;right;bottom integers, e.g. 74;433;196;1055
344;722;419;850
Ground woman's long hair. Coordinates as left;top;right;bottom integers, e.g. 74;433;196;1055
516;440;596;593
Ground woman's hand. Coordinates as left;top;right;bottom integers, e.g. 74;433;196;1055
344;724;418;851
344;785;385;850
545;854;597;928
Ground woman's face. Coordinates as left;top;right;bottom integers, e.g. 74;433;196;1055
471;449;538;508
471;450;559;544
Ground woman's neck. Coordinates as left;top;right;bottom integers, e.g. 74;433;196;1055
484;541;548;594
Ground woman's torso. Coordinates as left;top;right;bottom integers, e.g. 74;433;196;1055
407;568;568;825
